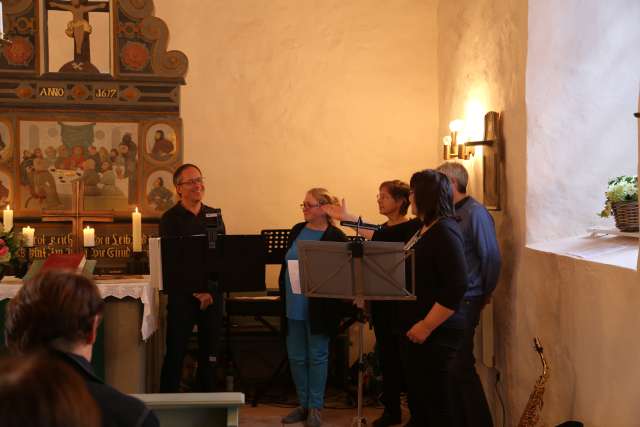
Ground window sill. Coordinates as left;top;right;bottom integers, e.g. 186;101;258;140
526;234;639;271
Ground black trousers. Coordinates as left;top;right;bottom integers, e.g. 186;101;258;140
373;319;405;416
160;290;223;392
402;327;464;427
449;297;493;427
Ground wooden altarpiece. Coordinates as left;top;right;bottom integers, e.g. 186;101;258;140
0;0;187;272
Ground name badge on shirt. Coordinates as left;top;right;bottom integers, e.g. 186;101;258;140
206;213;218;218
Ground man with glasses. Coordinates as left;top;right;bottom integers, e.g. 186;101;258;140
159;163;226;392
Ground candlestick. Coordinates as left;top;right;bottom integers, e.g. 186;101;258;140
22;226;34;247
3;205;13;232
83;226;95;247
132;207;142;252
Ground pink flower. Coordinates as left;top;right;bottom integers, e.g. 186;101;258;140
0;239;5;246
0;246;8;256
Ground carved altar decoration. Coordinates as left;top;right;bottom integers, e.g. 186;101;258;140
0;0;187;273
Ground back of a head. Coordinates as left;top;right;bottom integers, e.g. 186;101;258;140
436;161;469;194
410;169;454;223
5;270;104;354
0;352;101;427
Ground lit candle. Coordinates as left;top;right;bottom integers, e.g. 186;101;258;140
22;226;35;247
0;1;4;35
132;207;142;252
83;226;95;247
3;205;13;232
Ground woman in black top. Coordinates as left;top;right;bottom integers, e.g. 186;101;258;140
322;180;420;427
370;181;420;427
402;169;468;427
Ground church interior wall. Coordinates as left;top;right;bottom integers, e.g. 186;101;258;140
440;0;640;425
154;0;441;238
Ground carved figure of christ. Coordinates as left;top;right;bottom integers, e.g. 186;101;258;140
48;0;109;56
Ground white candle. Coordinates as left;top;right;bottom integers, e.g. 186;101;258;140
83;226;95;247
22;226;35;247
3;205;13;232
132;207;142;252
0;2;4;35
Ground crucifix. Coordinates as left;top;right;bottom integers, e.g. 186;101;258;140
47;0;110;73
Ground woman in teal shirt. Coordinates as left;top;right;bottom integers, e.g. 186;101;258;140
279;188;347;427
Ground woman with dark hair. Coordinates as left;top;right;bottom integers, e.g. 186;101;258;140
0;352;101;427
280;187;347;427
4;270;159;427
401;169;469;427
323;180;420;426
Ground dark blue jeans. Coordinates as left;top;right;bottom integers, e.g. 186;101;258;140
449;296;493;427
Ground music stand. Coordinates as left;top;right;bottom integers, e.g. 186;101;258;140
297;239;415;427
206;235;266;392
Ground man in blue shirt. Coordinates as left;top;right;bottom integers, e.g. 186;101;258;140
437;162;501;427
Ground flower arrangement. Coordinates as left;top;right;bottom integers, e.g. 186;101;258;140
599;175;638;218
0;229;20;275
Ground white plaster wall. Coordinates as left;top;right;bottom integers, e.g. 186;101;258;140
438;1;528;425
440;0;640;425
154;0;440;234
527;0;640;242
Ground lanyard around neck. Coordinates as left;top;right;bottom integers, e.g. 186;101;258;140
404;218;440;251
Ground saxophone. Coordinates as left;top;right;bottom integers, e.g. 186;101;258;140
517;337;550;427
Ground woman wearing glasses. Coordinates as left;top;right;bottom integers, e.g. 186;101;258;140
322;180;420;427
402;169;468;426
280;188;347;427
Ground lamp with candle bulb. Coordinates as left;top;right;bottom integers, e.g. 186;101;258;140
440;111;504;210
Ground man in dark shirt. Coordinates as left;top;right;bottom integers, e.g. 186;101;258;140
159;163;225;392
437;162;501;427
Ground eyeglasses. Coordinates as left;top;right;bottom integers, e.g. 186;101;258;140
300;202;322;209
178;177;204;187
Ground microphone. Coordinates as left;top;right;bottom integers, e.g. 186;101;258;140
340;218;381;232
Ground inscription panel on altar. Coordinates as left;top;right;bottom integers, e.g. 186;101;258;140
15;220;159;274
14;221;75;259
86;222;159;273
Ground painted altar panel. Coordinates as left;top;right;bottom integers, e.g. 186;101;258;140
17;119;138;213
9;117;181;218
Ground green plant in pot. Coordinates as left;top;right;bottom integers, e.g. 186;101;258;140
599;175;638;232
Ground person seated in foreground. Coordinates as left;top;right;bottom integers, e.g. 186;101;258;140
4;270;159;427
0;352;101;427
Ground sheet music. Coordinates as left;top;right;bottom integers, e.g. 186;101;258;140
287;260;301;294
149;237;163;291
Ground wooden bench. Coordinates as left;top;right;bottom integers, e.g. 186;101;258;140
132;392;245;427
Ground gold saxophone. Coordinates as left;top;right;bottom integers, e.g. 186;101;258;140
518;337;550;427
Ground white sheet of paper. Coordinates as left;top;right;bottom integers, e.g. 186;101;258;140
287;260;301;294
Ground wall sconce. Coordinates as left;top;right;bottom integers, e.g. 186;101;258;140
442;111;504;210
443;119;468;160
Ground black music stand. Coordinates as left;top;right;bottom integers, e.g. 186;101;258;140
249;229;291;406
160;234;210;293
210;235;266;392
298;239;415;427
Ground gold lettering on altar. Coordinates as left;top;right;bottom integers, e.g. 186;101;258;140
39;87;66;97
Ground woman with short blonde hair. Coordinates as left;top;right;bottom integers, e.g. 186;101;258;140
279;187;346;427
